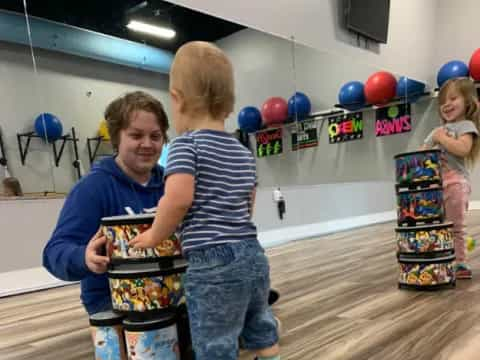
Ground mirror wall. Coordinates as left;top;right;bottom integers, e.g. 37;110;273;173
0;0;434;199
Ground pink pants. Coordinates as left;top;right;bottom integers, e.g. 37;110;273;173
443;170;471;263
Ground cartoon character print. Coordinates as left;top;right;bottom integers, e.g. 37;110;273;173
154;235;182;257
126;327;179;360
93;326;124;360
105;224;180;260
399;263;454;285
109;275;185;312
103;227;118;258
398;227;454;254
396;152;441;184
398;190;443;225
126;332;140;359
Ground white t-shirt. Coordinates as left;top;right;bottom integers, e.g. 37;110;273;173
424;119;478;178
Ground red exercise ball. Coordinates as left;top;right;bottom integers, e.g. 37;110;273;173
364;71;397;105
261;97;288;126
469;48;480;81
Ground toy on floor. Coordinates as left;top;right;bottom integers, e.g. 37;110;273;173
398;254;456;289
467;236;476;252
394;150;455;291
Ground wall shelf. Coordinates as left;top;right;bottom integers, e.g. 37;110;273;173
86;136;113;165
17;127;82;179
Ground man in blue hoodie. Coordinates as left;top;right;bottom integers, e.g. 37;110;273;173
43;91;169;315
44;91;281;316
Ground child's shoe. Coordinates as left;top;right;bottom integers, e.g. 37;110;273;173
268;289;280;306
455;263;472;279
275;316;283;337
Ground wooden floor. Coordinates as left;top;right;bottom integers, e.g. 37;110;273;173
2;213;480;360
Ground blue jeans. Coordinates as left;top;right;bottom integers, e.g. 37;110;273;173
185;240;279;360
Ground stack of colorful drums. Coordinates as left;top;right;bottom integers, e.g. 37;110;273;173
394;149;456;290
89;213;193;360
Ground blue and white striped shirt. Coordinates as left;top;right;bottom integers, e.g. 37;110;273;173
165;129;257;254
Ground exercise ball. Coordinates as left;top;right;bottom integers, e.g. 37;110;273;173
288;92;312;121
364;71;397;105
437;60;469;87
98;119;110;141
261;97;288;126
396;76;426;103
238;106;262;133
34;113;63;142
338;81;365;110
469;49;480;81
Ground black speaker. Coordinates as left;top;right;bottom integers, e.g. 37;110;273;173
234;129;251;151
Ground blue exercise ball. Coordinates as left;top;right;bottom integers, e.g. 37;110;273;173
396;76;426;103
34;113;63;142
437;60;469;88
338;81;365;110
288;92;312;121
238;106;262;133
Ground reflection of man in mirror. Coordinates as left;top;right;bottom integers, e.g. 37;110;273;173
2;177;23;197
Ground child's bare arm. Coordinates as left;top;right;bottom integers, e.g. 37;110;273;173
131;173;194;248
249;188;256;219
422;127;437;150
434;128;473;157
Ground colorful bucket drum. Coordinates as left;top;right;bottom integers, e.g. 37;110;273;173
124;313;180;360
397;187;444;226
101;214;182;265
89;310;127;360
108;262;187;317
394;149;442;188
395;222;454;256
398;254;455;290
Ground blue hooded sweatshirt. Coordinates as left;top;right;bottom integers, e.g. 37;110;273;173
43;156;164;314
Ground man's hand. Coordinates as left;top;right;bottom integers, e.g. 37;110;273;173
85;230;110;274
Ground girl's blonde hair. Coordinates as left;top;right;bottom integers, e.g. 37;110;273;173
438;77;480;167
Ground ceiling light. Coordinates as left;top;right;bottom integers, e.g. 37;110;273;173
126;20;175;39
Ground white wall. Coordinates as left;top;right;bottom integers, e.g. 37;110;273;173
0;197;64;273
170;0;438;83
216;29;295;133
434;0;480;71
253;182;395;232
219;29;438;181
0;41;171;194
216;28;442;229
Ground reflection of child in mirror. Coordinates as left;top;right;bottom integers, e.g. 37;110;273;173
2;177;23;197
